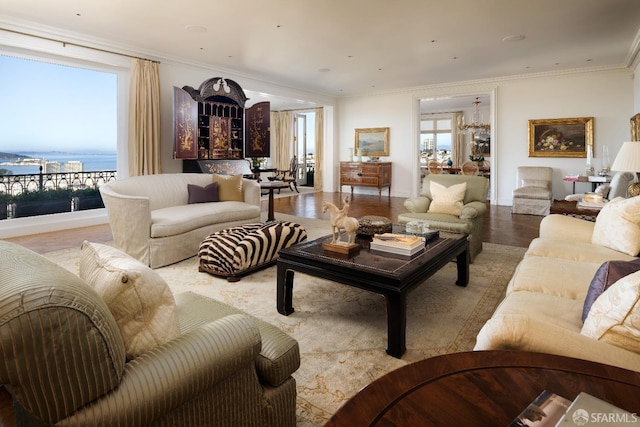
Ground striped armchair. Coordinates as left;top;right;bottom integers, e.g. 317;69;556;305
0;241;299;427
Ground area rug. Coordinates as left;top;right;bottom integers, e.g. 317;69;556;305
260;185;318;200
44;214;526;427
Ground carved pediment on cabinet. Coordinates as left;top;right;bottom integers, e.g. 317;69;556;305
182;77;248;107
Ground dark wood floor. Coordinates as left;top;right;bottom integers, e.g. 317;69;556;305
6;191;542;253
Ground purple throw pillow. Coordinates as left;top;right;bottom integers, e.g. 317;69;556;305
582;258;640;322
188;182;219;204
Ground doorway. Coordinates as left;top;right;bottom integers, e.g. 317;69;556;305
293;112;316;187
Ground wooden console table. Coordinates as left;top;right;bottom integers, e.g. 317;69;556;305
326;350;640;426
340;161;391;198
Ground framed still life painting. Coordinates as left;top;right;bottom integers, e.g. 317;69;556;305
528;117;594;158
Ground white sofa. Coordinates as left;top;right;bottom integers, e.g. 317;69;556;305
100;173;261;268
475;212;640;372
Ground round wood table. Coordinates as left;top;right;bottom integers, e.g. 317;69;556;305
325;350;640;427
260;180;289;221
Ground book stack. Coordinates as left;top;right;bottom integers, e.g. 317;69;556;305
510;390;636;426
370;233;425;257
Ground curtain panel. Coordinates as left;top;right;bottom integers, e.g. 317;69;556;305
128;59;161;176
313;108;323;190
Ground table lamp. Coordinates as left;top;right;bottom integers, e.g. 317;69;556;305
610;141;640;197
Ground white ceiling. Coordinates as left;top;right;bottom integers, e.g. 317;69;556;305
1;0;639;111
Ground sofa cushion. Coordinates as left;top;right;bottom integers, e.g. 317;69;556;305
582;259;640;322
427;181;466;216
188;182;219;204
212;174;244;202
522;179;549;188
592;196;640;256
80;241;180;359
526;237;637;265
151;202;261;238
581;270;640;354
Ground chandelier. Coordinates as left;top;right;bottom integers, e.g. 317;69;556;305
459;97;490;138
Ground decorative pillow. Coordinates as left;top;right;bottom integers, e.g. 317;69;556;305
522;179;549;188
427;181;467;216
212;174;244;202
594;184;611;198
79;241;180;359
582;259;640;322
581;269;640;354
591;196;640;256
188;182;219;204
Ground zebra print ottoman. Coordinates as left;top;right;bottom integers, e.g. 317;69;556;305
198;221;307;281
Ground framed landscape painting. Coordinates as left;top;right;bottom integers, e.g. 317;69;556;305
354;127;390;157
528;117;594;158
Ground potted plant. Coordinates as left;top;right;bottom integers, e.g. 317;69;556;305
12;188;73;218
72;187;104;211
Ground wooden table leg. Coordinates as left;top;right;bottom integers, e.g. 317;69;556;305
385;292;407;358
456;244;470;287
277;263;295;315
267;188;276;221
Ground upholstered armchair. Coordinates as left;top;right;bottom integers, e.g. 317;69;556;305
397;174;489;262
0;240;299;427
512;166;553;215
564;171;635;202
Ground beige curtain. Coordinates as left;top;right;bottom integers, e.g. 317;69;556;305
313;107;323;190
128;59;161;176
453;111;465;168
271;110;294;170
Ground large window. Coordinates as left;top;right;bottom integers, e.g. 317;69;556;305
0;54;118;177
420;115;453;165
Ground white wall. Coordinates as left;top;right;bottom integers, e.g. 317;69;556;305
336;68;635;206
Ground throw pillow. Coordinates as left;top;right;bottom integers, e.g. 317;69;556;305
212;174;244;202
427;181;467;216
188;182;219;204
79;241;180;359
582;258;640;322
581;269;640;355
591;196;640;256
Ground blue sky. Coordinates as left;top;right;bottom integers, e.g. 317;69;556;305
0;55;117;153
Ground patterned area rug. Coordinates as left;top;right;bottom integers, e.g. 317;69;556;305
45;214;526;427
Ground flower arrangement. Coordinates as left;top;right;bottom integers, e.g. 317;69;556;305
536;129;578;151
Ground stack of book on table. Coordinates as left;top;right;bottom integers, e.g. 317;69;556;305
370;233;425;258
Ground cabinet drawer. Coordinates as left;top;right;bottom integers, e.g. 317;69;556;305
341;174;379;186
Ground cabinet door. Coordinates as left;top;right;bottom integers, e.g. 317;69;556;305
173;86;198;159
245;101;271;157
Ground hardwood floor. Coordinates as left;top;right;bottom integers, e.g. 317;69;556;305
5;191;542;253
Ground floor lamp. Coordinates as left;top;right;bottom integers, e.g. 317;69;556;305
610;141;640;197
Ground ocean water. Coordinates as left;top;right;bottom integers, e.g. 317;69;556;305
1;151;117;175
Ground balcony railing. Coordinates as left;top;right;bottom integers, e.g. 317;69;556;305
0;170;117;195
0;170;117;220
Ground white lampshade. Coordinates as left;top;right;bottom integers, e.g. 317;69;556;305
611;141;640;197
611;141;640;173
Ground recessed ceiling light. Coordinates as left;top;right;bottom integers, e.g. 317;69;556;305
185;25;207;33
318;68;331;72
502;34;525;42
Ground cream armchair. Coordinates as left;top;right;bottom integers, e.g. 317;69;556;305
397;174;489;262
512;166;553;215
0;241;299;426
564;171;634;202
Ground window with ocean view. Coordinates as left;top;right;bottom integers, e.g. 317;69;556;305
0;54;118;219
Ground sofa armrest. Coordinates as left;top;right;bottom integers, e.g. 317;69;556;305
65;314;262;426
474;314;640;373
404;197;430;213
460;201;487;219
539;214;594;243
100;186;153;262
243;179;260;207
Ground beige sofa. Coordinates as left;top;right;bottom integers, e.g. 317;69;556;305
100;173;261;268
475;213;640;372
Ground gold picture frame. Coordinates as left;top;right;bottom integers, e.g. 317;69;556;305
354;127;390;157
528;117;594;158
630;113;640;141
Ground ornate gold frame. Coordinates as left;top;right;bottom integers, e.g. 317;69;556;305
630;113;640;141
528;117;594;158
354;127;390;157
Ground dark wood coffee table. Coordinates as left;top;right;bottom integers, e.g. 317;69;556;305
276;232;469;358
325;350;640;426
550;199;601;222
